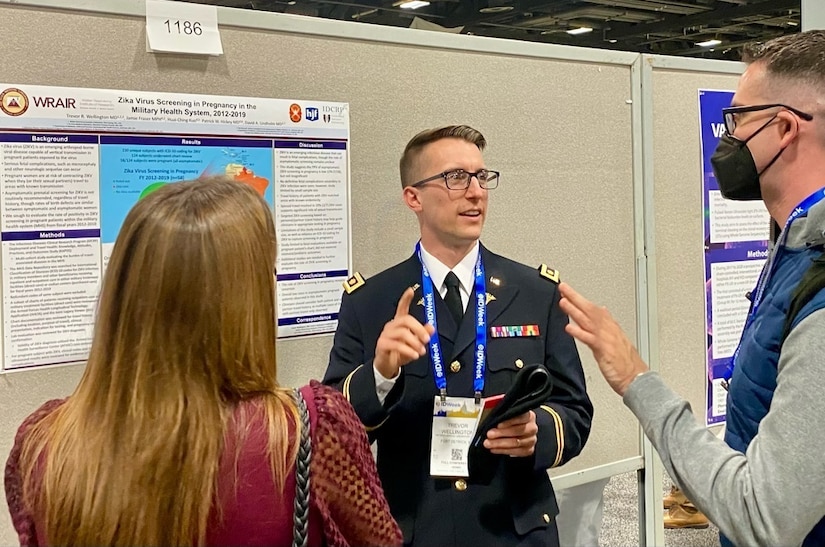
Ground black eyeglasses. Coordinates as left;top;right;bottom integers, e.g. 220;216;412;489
411;169;500;190
722;103;813;135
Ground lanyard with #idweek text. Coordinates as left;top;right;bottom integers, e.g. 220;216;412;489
416;242;487;400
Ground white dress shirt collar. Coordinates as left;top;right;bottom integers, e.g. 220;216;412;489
418;241;480;306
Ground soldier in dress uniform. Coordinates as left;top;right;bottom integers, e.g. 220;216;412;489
323;125;592;547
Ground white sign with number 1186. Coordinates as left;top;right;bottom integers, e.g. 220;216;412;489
145;0;223;56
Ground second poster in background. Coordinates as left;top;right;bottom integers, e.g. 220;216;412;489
699;89;770;426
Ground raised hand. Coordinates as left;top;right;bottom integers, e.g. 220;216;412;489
558;282;648;396
374;287;436;379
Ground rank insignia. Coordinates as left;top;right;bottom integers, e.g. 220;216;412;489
538;264;560;283
342;272;365;294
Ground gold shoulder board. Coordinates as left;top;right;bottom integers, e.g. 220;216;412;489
343;272;366;294
538;264;560;284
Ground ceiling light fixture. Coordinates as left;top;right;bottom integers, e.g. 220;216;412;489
397;0;430;9
566;27;593;35
608;39;618;43
352;8;377;18
696;39;722;47
788;21;799;26
479;6;514;13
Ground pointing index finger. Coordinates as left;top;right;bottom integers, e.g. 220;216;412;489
395;287;415;319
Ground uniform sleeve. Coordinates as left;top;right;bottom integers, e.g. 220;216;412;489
533;287;593;471
4;399;66;547
624;308;825;547
309;382;403;547
323;291;403;438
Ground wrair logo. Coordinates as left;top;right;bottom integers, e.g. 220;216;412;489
0;88;29;116
289;103;302;123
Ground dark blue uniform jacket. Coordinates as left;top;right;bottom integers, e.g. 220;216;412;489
324;244;593;547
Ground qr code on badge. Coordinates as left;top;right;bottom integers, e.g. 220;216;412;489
451;448;462;461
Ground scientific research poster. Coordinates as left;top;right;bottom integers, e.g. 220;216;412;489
0;83;350;371
699;89;770;425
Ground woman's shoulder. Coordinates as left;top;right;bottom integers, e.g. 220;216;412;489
8;398;67;471
305;380;347;406
5;398;67;546
304;381;364;435
14;399;66;441
305;381;354;415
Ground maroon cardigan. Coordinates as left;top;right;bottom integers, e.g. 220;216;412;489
5;381;402;547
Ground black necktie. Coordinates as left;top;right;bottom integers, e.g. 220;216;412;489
444;271;464;324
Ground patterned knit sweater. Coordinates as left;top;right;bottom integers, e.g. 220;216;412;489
4;381;402;547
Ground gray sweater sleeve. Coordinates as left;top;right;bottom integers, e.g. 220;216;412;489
623;308;825;547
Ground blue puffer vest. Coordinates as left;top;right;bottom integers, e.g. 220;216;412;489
721;244;825;547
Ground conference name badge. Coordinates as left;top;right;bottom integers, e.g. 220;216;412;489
430;396;481;478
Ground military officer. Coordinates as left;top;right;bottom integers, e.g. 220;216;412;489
323;125;592;547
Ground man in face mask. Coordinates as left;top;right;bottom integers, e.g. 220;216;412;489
710;68;814;203
555;29;825;547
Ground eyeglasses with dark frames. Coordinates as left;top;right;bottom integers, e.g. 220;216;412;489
722;103;813;136
411;169;500;190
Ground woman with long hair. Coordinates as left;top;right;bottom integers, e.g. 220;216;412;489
4;177;402;547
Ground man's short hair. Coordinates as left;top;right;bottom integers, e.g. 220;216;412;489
742;30;825;89
399;125;486;187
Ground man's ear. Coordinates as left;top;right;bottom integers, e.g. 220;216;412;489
403;186;422;212
778;110;801;148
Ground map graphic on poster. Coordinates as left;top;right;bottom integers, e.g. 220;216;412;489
99;136;274;244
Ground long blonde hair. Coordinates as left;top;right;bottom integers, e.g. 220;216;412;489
20;177;299;546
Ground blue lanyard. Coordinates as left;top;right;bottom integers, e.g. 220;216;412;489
416;242;487;399
723;188;825;384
